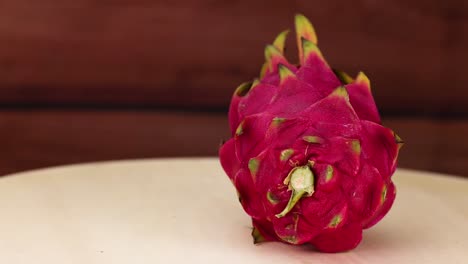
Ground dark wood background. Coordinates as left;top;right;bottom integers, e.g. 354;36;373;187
0;0;467;176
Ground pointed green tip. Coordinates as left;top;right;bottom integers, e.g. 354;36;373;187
351;139;361;154
251;78;261;90
259;62;268;79
271;117;286;127
278;64;295;83
328;214;343;228
273;30;290;54
235;121;244;136
234;81;252;97
280;149;294;161
301;38;324;64
380;184;388;205
303;135;323;144
248;158;260;179
280;236;299;245
295;14;317;65
276;165;314;218
266;191;280;205
325;165;334;182
263;45;285;74
394;132;404;144
264;44;283;62
295;14;317;44
393;131;404;151
331;86;350;101
333;69;354;84
252;227;266;244
356;71;371;90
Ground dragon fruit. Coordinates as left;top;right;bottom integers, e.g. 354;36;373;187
219;14;403;253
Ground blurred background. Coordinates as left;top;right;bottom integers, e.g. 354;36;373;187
0;1;467;177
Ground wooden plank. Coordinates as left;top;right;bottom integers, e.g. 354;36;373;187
383;118;468;176
0;110;230;175
0;110;467;177
0;1;467;114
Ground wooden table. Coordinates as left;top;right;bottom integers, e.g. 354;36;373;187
0;158;467;263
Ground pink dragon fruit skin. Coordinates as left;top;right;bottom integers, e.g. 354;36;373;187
219;14;403;253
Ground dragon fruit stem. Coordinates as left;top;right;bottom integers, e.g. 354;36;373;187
276;165;315;218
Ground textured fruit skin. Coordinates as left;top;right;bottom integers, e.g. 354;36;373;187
219;15;402;253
